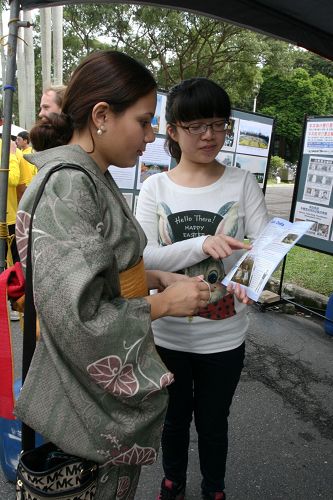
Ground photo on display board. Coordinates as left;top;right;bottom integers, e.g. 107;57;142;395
302;156;333;206
234;153;267;186
294;201;333;241
222;117;239;152
236;119;272;157
136;137;172;189
152;93;167;135
122;192;133;211
108;164;136;190
216;151;234;167
138;161;170;186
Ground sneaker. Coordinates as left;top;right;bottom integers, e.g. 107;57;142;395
157;478;186;500
8;301;20;321
202;492;226;500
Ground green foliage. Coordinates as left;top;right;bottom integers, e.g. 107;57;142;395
59;4;267;108
269;155;285;170
258;67;333;161
26;3;333;138
274;246;333;297
268;155;284;178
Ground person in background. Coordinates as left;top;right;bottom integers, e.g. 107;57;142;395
15;131;36;202
136;77;269;500
2;138;20;264
16;130;31;153
15;51;211;500
0;137;21;319
38;84;66;122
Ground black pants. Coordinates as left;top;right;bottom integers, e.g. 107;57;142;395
7;224;20;264
156;342;245;494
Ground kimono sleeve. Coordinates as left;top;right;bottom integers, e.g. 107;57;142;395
20;169;153;387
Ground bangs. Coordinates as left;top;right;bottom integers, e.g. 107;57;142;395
167;78;231;123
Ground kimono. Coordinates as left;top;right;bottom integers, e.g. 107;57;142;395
14;145;171;499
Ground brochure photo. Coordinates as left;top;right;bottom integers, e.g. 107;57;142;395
222;217;314;301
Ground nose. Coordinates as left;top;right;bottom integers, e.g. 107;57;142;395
201;125;215;138
145;125;156;144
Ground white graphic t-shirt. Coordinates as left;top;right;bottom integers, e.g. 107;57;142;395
136;166;268;353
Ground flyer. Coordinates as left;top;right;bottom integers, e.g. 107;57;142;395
222;217;314;301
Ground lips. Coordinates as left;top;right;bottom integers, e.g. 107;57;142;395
200;144;217;153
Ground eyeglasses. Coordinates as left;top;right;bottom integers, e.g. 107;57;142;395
175;120;230;135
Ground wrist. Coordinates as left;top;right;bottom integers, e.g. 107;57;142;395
145;291;169;320
146;270;162;290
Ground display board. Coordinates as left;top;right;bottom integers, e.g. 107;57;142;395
109;92;275;214
291;115;333;255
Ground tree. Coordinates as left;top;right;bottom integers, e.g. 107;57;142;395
258;68;333;161
61;4;266;108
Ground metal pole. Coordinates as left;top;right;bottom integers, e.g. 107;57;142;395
0;0;20;274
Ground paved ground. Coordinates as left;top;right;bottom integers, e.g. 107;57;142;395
264;184;294;220
1;307;332;499
3;182;332;499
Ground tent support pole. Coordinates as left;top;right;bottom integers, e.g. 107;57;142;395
0;0;20;274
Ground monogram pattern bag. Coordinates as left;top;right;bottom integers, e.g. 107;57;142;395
16;442;98;499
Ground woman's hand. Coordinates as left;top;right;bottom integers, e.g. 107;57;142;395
145;276;210;320
202;234;251;260
227;282;253;305
146;270;189;291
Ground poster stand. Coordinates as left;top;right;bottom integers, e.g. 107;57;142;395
259;115;333;322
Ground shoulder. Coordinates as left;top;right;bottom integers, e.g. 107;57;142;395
224;165;249;180
140;171;169;191
225;166;260;188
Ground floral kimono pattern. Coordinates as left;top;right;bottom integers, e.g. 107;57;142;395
14;145;172;499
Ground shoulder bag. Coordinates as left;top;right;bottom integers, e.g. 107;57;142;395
16;164;99;500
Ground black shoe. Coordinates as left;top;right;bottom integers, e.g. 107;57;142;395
202;491;226;500
157;478;186;500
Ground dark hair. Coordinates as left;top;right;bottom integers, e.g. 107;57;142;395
37;50;157;149
17;130;29;142
165;77;231;163
30;113;72;151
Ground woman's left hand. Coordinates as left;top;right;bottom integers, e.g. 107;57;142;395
146;270;190;291
227;282;253;305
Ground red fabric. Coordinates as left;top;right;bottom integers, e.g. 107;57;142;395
197;293;236;320
0;262;25;420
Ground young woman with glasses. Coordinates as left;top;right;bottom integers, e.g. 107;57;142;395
136;77;269;500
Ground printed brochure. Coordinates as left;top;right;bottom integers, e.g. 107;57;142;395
222;217;314;301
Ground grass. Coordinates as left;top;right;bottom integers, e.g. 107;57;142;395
272;246;333;297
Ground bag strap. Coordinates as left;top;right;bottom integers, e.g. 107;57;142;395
21;163;97;452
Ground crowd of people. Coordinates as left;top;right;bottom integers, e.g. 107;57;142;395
3;50;268;500
4;86;65;319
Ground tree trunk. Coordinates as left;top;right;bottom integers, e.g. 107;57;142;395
40;7;52;90
23;10;36;128
52;6;63;85
0;7;6;117
17;12;26;127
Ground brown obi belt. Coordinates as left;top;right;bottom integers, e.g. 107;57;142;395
119;258;148;298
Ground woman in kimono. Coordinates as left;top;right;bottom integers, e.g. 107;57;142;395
14;51;210;499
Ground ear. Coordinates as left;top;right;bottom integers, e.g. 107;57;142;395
166;123;178;142
91;102;110;130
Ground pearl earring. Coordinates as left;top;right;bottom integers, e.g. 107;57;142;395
97;124;105;136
